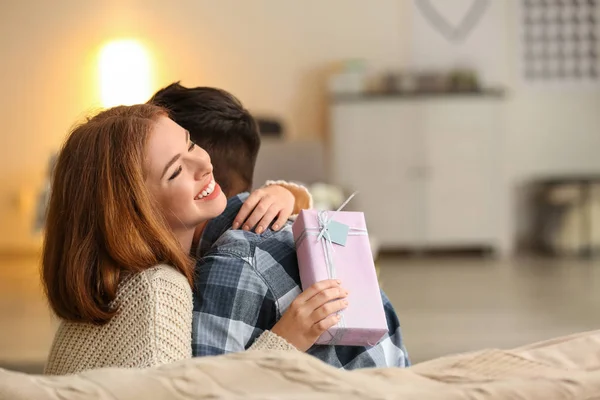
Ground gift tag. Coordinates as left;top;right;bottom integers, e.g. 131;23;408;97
327;220;350;246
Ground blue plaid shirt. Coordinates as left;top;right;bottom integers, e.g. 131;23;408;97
192;193;409;369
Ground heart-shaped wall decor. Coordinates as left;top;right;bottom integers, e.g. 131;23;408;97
415;0;491;42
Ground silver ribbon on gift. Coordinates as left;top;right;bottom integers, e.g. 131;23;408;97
294;192;368;345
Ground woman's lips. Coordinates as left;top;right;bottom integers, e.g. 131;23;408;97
195;180;221;201
195;179;215;200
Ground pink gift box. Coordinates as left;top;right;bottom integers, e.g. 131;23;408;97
292;209;388;346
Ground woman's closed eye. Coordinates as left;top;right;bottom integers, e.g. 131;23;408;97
168;142;196;181
168;166;182;181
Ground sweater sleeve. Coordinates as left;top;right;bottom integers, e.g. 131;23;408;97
248;330;297;352
263;180;313;217
149;267;193;365
43;266;193;375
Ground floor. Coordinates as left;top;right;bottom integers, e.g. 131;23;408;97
0;254;57;373
378;254;600;363
1;253;599;372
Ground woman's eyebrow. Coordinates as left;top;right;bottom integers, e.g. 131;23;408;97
161;154;181;179
161;129;189;179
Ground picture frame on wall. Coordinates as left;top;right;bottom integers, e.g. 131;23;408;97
517;0;600;87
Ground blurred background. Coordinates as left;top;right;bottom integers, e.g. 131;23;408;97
1;0;600;372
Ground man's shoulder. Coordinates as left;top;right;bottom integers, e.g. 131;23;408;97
206;228;257;259
208;222;296;258
199;223;301;303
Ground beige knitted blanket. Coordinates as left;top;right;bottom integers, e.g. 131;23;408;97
2;329;600;399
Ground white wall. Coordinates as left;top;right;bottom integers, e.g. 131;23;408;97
0;0;407;250
408;0;600;175
408;0;509;87
407;0;600;247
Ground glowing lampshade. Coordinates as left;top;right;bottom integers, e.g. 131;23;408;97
99;40;151;107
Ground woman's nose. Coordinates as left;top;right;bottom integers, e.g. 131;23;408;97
193;149;213;179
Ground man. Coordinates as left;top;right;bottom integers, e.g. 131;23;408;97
150;82;409;369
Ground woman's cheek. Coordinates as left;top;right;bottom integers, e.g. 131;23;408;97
173;181;192;207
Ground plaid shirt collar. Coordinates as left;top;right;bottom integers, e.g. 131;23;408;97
197;193;249;257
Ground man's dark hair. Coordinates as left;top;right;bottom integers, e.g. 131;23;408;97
149;82;261;196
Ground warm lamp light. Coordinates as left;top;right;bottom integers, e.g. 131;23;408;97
99;39;151;107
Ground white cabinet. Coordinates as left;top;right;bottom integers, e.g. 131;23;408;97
331;102;424;247
331;95;508;254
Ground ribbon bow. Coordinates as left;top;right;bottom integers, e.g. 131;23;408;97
316;191;358;242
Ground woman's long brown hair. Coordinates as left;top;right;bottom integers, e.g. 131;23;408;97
42;104;193;325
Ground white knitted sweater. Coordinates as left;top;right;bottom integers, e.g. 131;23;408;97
44;265;295;375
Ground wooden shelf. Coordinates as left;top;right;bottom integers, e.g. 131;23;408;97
332;89;506;102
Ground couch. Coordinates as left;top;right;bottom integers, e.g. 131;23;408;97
2;330;600;399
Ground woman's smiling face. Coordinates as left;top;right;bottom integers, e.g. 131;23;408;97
144;116;227;232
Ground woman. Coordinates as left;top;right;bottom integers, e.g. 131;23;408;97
42;104;348;375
